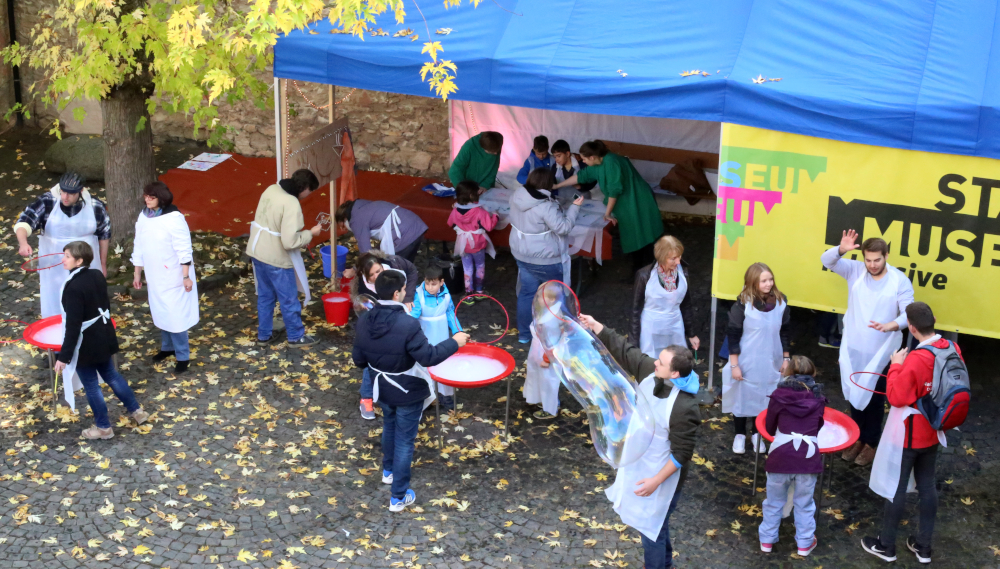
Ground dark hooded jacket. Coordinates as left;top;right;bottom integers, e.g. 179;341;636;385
764;375;826;474
352;301;458;406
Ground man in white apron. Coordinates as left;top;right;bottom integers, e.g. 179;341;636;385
408;266;462;410
246;169;323;348
578;314;701;569
334;200;428;262
352;270;469;512
822;230;914;466
863;302;950;564
14;172;110;318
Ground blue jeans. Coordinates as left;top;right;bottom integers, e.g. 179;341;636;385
253;258;306;341
160;330;190;361
360;368;373;399
641;487;683;569
76;359;141;429
515;260;564;342
759;472;818;549
379;400;423;499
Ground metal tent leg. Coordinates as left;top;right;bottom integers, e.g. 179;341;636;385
707;296;717;390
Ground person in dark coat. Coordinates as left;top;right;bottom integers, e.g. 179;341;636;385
352;270;469;512
54;241;148;440
758;356;825;557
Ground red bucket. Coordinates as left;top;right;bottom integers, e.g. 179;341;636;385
322;291;351;325
340;275;354;288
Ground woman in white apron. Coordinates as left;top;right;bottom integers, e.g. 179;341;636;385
409;269;462;410
53;241;148;440
12;172;107;318
131;183;200;374
722;262;791;455
508;168;583;344
334;200;429;263
629;236;700;358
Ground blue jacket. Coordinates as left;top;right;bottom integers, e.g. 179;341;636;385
408;283;462;336
352;301;458;406
516;152;556;184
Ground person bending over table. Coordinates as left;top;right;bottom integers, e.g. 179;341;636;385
553;140;664;276
630;235;699;358
336;200;428;263
449;131;503;193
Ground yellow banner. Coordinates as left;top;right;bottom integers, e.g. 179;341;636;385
712;123;1000;339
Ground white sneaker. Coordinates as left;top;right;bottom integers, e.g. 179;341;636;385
382;470;393;484
752;433;769;453
732;434;746;454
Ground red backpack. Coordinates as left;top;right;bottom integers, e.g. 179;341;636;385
913;341;970;431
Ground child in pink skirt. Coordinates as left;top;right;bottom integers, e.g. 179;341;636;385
447;181;499;295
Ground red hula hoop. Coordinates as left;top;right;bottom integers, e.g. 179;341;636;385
21;252;64;272
541;280;581;325
849;371;887;395
454;293;509;344
0;319;28;345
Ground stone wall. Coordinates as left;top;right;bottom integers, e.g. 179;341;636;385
11;1;451;177
0;0;14;125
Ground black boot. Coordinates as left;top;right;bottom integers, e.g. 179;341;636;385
174;360;190;374
153;350;175;362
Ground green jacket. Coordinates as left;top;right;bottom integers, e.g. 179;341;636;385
577;152;663;253
449;134;500;189
597;326;702;469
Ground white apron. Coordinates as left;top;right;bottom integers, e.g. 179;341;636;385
869;406;919;500
839;270;903;410
453;227;497;259
368;362;436;411
249;221;310;304
639;266;688;358
511;223;572;287
416;288;455;396
57;267;106;411
524;323;561;415
133;212;199;333
722;300;785;417
39;189;100;318
605;375;682;541
376;207;402;256
771;429;821;518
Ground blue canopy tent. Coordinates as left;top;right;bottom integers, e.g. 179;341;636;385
274;0;1000;160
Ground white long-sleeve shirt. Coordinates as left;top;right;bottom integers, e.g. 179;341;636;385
821;246;913;329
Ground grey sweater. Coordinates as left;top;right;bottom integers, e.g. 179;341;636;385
507;188;580;265
348;200;428;255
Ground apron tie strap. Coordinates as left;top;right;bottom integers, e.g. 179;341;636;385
771;429;819;459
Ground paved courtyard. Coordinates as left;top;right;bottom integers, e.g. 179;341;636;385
1;130;998;568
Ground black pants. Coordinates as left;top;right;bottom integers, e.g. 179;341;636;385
733;416;757;436
631;241;656;276
395;233;425;263
851;374;887;447
881;446;938;553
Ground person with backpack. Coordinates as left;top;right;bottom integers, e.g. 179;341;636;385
862;302;970;565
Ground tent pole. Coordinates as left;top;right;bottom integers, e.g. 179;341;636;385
329;84;338;292
707;295;717;390
273;77;283;183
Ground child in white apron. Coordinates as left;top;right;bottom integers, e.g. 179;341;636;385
758;356;825;557
408;266;462;410
722;262;791;455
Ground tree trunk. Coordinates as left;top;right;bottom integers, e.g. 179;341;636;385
101;79;155;246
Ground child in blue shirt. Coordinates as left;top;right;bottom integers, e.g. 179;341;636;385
408;265;463;409
516;136;556;185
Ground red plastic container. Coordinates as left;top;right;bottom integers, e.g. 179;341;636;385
322;291;351;325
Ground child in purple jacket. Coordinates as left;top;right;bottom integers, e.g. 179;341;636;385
759;356;825;557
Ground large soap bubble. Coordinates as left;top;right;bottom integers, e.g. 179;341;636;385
532;280;655;468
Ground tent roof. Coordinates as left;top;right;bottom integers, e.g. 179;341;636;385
274;0;1000;159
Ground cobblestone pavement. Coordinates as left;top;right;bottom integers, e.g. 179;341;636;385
1;129;998;569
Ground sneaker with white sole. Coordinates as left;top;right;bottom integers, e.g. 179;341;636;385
732;434;746;454
861;536;896;562
760;542;772;553
798;537;818;556
382;469;393;484
359;398;375;420
906;536;931;564
287;335;318;348
389;489;415;512
751;432;769;454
